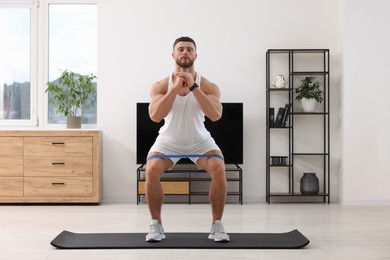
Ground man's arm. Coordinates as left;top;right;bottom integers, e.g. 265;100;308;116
148;76;184;122
192;77;222;122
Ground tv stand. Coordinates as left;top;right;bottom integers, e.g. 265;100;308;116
136;164;242;204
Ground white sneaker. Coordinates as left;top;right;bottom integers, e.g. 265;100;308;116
145;219;166;242
208;220;230;242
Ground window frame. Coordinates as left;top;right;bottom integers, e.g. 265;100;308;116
0;1;38;127
43;0;97;129
0;0;97;128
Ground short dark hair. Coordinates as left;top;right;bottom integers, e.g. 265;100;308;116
173;36;197;50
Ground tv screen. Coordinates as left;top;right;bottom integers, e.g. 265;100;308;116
136;102;243;165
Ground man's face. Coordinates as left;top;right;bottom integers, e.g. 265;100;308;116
172;41;197;69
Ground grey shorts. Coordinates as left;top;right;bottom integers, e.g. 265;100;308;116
148;137;221;164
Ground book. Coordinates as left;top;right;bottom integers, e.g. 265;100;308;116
273;107;285;127
281;103;291;127
269;107;275;127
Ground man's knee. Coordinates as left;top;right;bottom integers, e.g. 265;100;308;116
146;161;165;180
147;157;173;177
206;159;226;178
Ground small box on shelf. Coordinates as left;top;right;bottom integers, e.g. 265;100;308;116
273;107;285;127
270;156;288;166
269;107;275;127
271;103;291;128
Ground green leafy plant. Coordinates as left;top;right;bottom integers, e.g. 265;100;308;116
45;70;96;116
294;76;323;103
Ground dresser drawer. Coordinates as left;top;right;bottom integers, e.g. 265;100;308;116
24;137;92;157
138;181;189;194
24;177;93;197
0;137;23;157
0;157;23;177
24;157;93;177
0;177;23;196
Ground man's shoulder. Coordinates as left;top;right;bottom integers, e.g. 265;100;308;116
157;76;170;85
153;76;169;88
200;76;217;88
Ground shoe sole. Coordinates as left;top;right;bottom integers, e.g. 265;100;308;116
146;234;166;242
146;238;162;242
214;238;230;242
208;235;230;242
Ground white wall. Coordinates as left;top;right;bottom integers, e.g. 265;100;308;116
98;0;342;202
341;0;390;205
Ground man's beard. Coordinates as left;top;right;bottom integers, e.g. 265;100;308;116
176;58;194;69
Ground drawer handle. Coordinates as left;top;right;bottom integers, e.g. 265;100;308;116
52;142;65;145
52;182;65;186
52;162;65;166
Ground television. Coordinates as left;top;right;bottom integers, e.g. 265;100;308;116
136;102;243;165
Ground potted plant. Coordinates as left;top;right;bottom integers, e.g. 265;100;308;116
46;70;96;128
294;76;323;112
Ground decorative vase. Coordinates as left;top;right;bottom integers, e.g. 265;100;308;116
300;173;319;195
67;116;81;129
301;98;316;112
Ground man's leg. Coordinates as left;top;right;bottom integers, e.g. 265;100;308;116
197;150;227;223
197;150;230;242
145;153;173;242
145;153;173;224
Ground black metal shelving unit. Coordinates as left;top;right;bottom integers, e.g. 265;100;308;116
266;49;330;204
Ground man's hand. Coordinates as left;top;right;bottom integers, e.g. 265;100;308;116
174;72;194;89
172;75;186;93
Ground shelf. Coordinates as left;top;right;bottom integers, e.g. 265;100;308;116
266;48;330;204
292;153;329;156
139;178;241;182
137;164;243;204
139;178;184;182
137;164;240;172
290;71;329;76
268;88;291;92
191;191;241;196
192;178;241;181
268;192;328;197
268;165;292;168
292;112;329;115
267;49;329;54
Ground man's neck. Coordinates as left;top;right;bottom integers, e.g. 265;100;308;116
175;66;196;77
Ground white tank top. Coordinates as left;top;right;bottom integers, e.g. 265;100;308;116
156;72;212;146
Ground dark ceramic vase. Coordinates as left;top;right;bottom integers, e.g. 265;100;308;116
300;173;319;195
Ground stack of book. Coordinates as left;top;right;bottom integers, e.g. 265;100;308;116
269;103;291;128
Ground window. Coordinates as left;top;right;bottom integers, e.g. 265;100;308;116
0;0;97;127
47;3;97;125
0;3;36;126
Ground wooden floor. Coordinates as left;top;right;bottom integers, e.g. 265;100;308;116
1;202;390;259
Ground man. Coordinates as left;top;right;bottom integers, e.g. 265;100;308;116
145;36;230;242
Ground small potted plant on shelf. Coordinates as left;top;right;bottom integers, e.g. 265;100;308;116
46;70;96;128
294;76;323;112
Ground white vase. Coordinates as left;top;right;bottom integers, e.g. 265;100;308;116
67;115;81;128
301;98;316;113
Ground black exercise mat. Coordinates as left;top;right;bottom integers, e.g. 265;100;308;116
51;229;309;249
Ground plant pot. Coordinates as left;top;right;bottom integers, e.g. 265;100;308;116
301;98;317;113
67;116;81;129
300;173;319;195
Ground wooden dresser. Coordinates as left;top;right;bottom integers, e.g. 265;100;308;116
0;130;101;203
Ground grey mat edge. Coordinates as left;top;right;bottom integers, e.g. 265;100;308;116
51;229;310;250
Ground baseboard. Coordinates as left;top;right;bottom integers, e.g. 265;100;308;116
340;199;390;206
101;196;135;203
